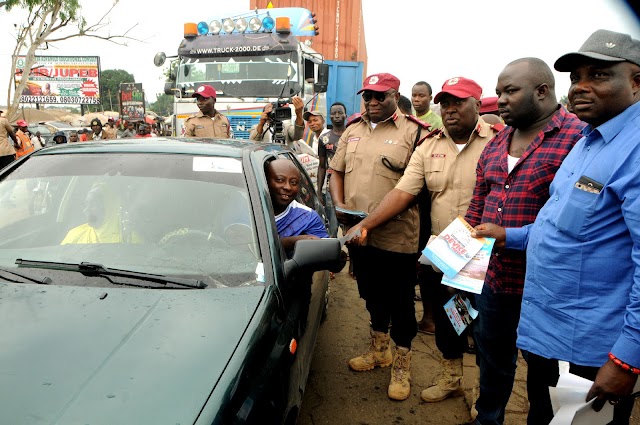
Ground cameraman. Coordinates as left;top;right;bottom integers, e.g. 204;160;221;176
249;96;305;146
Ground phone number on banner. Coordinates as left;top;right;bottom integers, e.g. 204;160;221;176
20;95;101;105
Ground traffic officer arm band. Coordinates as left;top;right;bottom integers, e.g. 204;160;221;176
609;353;640;375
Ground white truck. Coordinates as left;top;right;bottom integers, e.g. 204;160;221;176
154;7;328;140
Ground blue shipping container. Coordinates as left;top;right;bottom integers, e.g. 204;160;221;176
325;60;365;119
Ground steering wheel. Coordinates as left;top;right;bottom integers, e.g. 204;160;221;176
159;227;227;246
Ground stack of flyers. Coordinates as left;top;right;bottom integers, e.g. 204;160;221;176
441;237;495;294
421;217;485;278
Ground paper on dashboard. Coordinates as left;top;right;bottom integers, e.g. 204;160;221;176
421;217;485;278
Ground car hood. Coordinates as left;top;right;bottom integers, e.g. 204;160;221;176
0;282;265;425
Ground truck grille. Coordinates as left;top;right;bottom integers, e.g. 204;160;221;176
228;116;260;140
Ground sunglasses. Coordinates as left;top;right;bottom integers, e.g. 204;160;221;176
362;90;393;102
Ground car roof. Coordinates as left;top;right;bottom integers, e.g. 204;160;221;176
30;137;280;158
28;124;53;133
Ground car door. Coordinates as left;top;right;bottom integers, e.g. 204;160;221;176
275;151;330;405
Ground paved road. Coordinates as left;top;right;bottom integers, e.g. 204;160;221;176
299;262;639;425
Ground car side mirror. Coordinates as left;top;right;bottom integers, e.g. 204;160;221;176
283;238;341;279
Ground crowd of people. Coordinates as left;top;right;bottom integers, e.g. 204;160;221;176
0;27;638;425
261;29;640;425
0;113;167;167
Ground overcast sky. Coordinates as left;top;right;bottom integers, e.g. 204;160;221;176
1;0;638;108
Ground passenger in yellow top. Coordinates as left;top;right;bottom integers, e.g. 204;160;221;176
61;184;140;244
184;85;231;138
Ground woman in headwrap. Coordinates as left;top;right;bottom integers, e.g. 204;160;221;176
61;183;137;244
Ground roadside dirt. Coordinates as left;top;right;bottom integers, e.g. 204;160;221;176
298;262;639;425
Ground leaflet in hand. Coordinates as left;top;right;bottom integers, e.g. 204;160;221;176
338;228;362;247
441;237;495;294
549;373;616;424
443;293;478;335
421;217;485;278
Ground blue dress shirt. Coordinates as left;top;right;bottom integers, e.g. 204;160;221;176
506;101;640;368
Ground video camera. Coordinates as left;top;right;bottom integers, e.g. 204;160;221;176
268;98;292;121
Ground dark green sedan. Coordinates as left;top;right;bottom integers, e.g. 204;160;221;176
0;138;340;425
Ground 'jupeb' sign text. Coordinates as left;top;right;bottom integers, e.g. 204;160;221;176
15;56;101;105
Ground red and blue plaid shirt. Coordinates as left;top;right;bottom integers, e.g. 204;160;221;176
465;106;585;294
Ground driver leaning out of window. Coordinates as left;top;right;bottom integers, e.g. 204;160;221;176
266;158;327;253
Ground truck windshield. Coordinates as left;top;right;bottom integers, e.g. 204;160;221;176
178;53;299;98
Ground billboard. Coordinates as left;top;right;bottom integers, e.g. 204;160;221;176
15;56;101;105
120;83;145;121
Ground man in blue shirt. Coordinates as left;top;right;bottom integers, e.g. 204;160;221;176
473;29;640;424
266;158;328;253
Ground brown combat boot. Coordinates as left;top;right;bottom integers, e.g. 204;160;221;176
470;373;479;419
388;346;412;400
420;358;464;402
348;330;392;371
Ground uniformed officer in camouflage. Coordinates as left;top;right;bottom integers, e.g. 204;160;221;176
329;73;430;401
346;77;498;417
184;85;231;138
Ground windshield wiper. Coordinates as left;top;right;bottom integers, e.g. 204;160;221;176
0;267;52;285
15;259;206;289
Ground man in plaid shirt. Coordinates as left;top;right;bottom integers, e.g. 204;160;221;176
463;58;585;425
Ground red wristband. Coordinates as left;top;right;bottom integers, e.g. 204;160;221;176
609;352;640;375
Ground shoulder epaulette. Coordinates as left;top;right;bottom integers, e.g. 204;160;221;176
405;114;431;130
346;113;363;127
490;123;506;132
424;128;443;139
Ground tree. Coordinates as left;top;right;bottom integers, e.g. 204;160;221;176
149;94;173;117
559;95;569;107
85;69;135;113
3;0;138;121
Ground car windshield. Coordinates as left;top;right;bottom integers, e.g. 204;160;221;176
0;152;261;288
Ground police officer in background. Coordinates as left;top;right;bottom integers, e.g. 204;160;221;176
184;85;231;138
329;73;429;401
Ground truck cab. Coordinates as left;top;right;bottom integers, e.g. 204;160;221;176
155;8;328;139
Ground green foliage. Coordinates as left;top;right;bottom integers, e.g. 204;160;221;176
149;94;173;117
84;69;135;113
559;95;569;107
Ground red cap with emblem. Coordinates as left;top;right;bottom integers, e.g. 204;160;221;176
16;120;28;127
357;73;401;94
434;77;483;104
192;84;217;99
